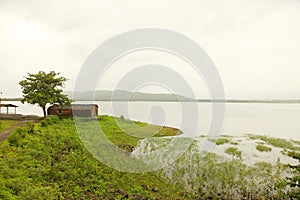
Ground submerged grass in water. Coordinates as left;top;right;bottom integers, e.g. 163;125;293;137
248;134;300;151
156;141;300;199
256;144;272;152
225;147;242;159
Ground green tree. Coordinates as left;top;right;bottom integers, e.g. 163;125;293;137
19;71;71;117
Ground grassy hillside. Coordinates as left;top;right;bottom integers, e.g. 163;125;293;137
0;116;188;200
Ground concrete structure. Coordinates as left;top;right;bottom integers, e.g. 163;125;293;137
47;104;98;117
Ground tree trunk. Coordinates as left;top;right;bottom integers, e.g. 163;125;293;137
42;106;46;118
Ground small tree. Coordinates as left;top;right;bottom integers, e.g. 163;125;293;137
19;71;71;117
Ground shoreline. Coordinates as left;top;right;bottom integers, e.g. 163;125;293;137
2;98;300;104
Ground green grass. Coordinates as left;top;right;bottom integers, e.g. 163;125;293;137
210;137;230;145
256;144;272;152
230;141;239;145
0;120;18;132
97;115;181;151
287;151;300;160
225;147;242;159
0;116;188;199
216;138;230;145
1;116;299;199
248;134;300;151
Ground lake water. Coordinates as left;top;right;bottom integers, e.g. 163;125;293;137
2;101;300;140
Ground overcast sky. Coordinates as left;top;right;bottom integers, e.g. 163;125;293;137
0;0;299;99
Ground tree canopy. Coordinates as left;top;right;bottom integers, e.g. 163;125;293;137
19;71;71;117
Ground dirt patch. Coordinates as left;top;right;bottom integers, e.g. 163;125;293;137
0;114;42;121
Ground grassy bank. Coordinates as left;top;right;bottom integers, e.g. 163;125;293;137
97;115;181;152
0;116;188;199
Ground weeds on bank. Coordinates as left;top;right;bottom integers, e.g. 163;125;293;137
0;116;187;199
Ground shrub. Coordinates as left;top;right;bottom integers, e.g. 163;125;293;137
256;144;272;152
215;138;230;145
8;127;26;146
44;117;53;125
48;115;60;123
8;133;18;146
225;147;242;159
26;121;35;134
40;121;48;127
230;141;239;145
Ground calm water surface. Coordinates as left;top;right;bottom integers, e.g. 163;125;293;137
2;101;300;140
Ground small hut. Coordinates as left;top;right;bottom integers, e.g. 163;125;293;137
0;104;18;114
47;104;98;117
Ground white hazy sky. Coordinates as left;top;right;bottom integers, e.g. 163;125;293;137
0;0;300;99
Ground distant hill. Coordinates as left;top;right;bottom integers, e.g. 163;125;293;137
65;90;300;103
3;90;300;103
65;90;194;101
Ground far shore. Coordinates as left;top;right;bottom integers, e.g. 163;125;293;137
2;98;300;104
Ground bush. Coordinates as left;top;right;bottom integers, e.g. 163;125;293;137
41;115;61;127
44;117;53;125
26;122;34;134
230;141;239;145
215;138;230;145
47;115;60;123
40;121;48;127
256;144;272;152
41;116;60;127
225;147;242;159
8;127;26;146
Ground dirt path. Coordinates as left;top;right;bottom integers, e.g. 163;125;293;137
0;119;42;142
